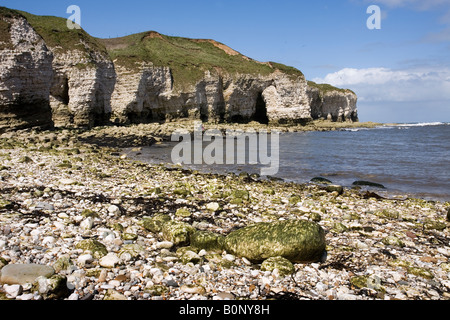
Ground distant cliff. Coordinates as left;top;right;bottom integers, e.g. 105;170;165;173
0;7;358;132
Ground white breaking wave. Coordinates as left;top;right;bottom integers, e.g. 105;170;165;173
395;122;448;127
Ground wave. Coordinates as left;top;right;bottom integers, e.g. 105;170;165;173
395;122;448;127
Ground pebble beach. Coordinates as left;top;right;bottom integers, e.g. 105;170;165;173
0;125;449;301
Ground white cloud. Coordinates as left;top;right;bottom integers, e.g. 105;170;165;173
313;67;450;102
364;0;450;10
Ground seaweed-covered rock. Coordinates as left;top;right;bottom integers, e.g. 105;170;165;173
375;209;400;220
0;198;12;209
162;221;196;246
142;214;171;233
289;195;302;205
75;239;108;259
118;244;145;261
190;230;224;251
382;236;405;248
231;190;250;201
261;256;295;277
311;177;332;185
224;220;326;263
423;219;447;231
34;274;70;300
52;256;73;273
352;181;386;189
325;185;344;195
407;267;434;279
175;208;191;218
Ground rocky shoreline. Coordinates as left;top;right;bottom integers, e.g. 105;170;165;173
0;127;449;301
75;120;382;148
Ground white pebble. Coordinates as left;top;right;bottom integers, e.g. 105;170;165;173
77;254;93;266
4;284;23;298
42;236;55;245
108;280;121;288
80;217;94;231
223;254;235;262
16;293;35;301
155;241;173;249
67;293;79;300
99;253;120;268
108;205;121;216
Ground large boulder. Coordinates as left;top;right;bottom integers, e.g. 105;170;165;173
224;220;326;263
0;264;55;285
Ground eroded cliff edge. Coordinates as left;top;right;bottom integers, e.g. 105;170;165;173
0;7;358;132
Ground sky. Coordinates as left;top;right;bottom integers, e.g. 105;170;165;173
2;0;450;123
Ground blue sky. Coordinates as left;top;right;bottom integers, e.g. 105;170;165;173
2;0;450;123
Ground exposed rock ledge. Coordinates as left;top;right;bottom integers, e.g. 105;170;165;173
0;7;358;132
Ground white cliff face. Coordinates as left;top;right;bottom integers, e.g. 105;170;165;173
0;16;53;131
111;67;312;125
48;48;115;127
307;86;358;122
110;65;174;123
0;12;358;131
263;72;311;124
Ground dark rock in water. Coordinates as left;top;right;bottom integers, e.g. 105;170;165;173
352;181;386;189
224;220;326;263
267;176;284;182
311;177;333;185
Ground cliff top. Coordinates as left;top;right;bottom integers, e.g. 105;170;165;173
99;31;305;90
308;81;356;96
0;6;108;59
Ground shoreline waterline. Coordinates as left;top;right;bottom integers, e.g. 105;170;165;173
123;122;450;204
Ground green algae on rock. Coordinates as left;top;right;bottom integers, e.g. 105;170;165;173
224;220;326;263
311;177;332;185
141;214;171;233
190;230;225;252
175;208;192;218
261;256;295;277
162;221;196;246
75;239;108;259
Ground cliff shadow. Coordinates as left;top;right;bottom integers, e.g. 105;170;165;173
92;64;117;127
0;100;54;133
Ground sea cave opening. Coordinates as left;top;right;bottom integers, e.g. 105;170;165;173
253;92;269;125
61;77;70;106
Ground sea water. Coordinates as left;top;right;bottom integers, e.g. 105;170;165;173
126;123;450;202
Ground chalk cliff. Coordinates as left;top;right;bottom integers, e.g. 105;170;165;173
0;7;358;131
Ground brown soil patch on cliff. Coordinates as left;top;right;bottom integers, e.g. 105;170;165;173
144;31;163;40
193;39;240;56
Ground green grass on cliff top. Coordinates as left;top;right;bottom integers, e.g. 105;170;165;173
307;81;356;96
99;32;305;90
0;6;107;56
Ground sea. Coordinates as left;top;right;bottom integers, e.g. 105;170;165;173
125;122;450;203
